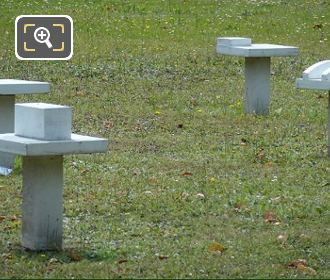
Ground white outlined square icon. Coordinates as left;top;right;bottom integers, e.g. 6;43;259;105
15;15;73;60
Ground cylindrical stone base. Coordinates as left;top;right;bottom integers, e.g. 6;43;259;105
22;155;63;250
244;57;271;115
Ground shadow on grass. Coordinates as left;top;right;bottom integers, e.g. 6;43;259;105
9;243;118;264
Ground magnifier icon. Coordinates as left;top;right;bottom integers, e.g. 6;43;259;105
34;27;53;48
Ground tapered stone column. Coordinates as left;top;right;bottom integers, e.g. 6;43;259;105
22;155;63;250
245;57;271;114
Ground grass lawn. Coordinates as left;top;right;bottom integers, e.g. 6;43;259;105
0;0;329;278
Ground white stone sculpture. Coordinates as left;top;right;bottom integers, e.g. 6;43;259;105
296;60;330;155
0;79;50;175
217;37;299;114
0;103;108;250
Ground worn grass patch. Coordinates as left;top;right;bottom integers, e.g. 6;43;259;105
0;0;329;278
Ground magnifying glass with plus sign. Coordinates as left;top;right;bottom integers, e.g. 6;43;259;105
34;27;53;48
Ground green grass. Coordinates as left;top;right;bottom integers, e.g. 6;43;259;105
0;0;329;278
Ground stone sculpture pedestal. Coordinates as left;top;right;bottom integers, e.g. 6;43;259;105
0;103;108;250
217;37;299;115
0;79;50;175
296;60;330;156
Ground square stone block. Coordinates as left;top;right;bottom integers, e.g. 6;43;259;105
15;103;72;140
217;37;252;46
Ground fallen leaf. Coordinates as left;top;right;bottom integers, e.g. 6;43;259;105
181;172;193;176
158;255;169;260
264;161;274;168
277;234;288;242
313;23;323;29
148;177;158;184
234;203;243;212
288;259;317;276
263;211;280;224
118;259;128;264
80;169;88;175
0;216;5;223
73;90;86;97
274;108;283;114
240;138;249;145
299;233;311;240
1;253;12;260
48;257;60;264
256;148;266;163
297;264;317;276
208;242;226;253
177;124;183;128
288;259;308;268
10;215;17;221
196;193;205;199
181;192;190;200
270;196;281;203
67;249;83;262
103;120;114;130
132;168;141;176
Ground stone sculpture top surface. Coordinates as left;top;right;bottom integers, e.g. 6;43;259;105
296;60;330;90
217;37;299;57
0;79;50;95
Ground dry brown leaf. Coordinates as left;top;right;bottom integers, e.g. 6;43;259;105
313;23;323;29
148;177;158;184
181;172;193;176
288;259;317;276
208;242;226;253
73;90;86;97
158;255;169;260
0;216;5;223
297;264;317;276
80;169;88;175
264;161;274;168
256;148;266;162
118;259;128;264
103;120;114;130
288;259;308;268
10;215;17;221
263;211;280;224
67;249;83;262
240;138;249;146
